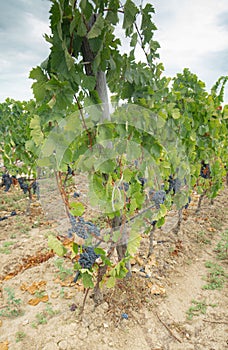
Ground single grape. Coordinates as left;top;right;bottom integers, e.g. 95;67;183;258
121;313;128;320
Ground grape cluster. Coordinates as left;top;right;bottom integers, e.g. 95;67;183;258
2;174;12;192
18;178;29;194
67;165;74;176
167;175;181;194
0;210;17;221
31;181;40;198
138;177;147;188
149;189;166;209
121;313;129;320
119;182;129;192
78;246;100;269
184;196;191;209
200;161;210;179
68;215;100;240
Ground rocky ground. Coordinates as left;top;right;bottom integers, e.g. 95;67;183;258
0;182;227;350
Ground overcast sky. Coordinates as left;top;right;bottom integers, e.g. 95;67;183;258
0;0;227;103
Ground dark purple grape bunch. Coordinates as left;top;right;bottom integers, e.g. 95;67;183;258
2;174;12;192
200;160;211;179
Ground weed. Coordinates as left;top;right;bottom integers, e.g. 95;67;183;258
54;258;73;281
0;287;22;317
210;218;222;231
60;287;65;298
35;312;48;325
31;304;59;328
0;241;14;254
45;303;59;316
202;261;227;290
15;331;26;343
214;230;228;260
195;231;212;245
186;299;217;320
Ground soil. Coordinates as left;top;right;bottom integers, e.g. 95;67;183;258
0;182;227;350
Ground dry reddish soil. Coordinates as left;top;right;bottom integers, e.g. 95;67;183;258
0;182;227;350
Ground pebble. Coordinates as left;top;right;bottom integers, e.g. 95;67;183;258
22;319;29;326
58;340;68;350
78;328;88;340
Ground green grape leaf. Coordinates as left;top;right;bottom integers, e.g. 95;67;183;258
106;276;116;288
123;0;139;30
48;235;67;256
70;202;85;216
82;271;94;288
87;14;105;39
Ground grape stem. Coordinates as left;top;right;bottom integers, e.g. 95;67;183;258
148;222;156;257
79;288;90;315
196;190;207;213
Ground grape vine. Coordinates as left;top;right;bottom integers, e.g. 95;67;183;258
0;0;227;310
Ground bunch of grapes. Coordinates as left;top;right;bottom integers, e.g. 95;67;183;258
0;210;17;221
2;174;12;192
167;175;181;194
31;180;40;199
149;189;166;209
119;182;129;192
200;161;211;179
67;165;74;176
68;215;100;240
138;177;147;189
184;196;191;209
78;246;100;269
18;178;29;194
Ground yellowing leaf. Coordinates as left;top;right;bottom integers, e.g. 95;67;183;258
172;108;181;119
30;115;44;146
106;276;116;288
127;231;141;256
48;235;67;256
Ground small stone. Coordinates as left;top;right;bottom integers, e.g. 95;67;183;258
58;340;68;350
78;328;88;340
22;319;29;326
103;323;109;328
89;323;96;331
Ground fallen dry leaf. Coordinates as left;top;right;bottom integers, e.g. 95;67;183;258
63;291;75;299
28;295;49;306
3;274;14;281
21;280;47;295
50;291;59;299
54;276;75;287
149;283;166;296
0;341;9;350
135;256;144;266
208;227;216;232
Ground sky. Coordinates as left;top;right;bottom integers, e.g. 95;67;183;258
0;0;227;103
